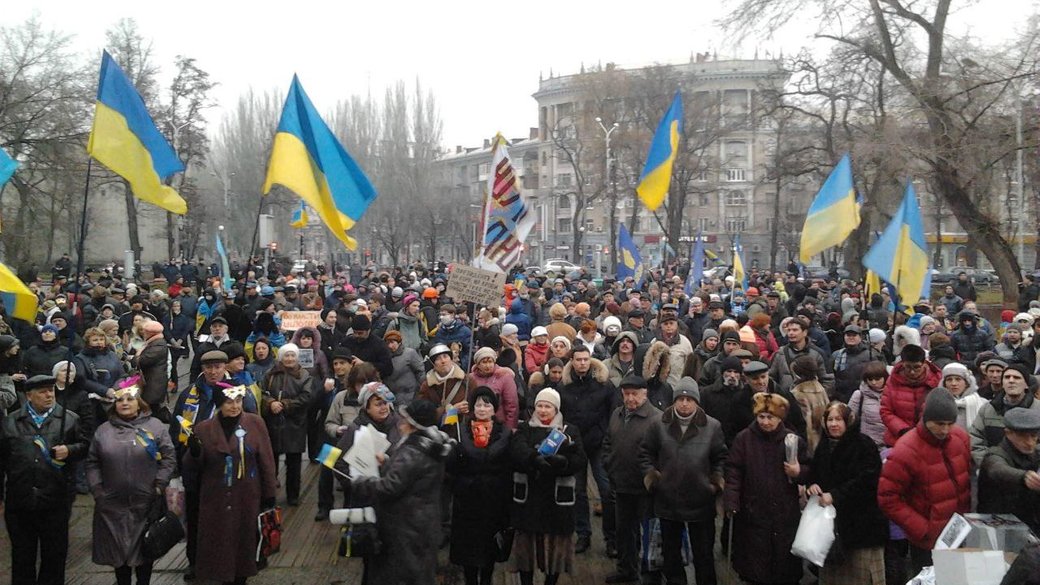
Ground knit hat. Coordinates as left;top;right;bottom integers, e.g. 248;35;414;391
279;343;300;361
1002;309;1018;323
534;388;561;411
473;346;497;364
501;323;519;337
1016;312;1036;325
868;328;886;344
719;355;743;374
402;293;418;307
702;328;719;341
383;330;403;344
41;323;59;335
720;331;741;345
919;315;936;329
752;392;789;419
358;381;395;409
941;362;972;384
673;377;700;403
351;314;371;331
602;316;622;334
531;326;549;338
550;336;572;350
923;387;958;423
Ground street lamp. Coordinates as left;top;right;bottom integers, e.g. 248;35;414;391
595;117;621;270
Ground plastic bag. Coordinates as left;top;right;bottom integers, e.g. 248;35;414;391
791;494;837;567
165;477;185;519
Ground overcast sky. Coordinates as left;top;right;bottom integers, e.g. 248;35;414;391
4;0;1035;148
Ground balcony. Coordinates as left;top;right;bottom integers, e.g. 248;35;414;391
725;168;749;182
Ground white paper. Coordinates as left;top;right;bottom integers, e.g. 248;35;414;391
328;507;377;525
297;348;315;368
344;425;390;480
935;513;972;550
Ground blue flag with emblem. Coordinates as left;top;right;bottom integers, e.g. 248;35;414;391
616;223;645;287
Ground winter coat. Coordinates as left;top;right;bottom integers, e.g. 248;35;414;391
349;427;451;585
134;337;169;408
524;342;549;376
262;364;312;453
928;344;958;370
417;364;477;422
767;342;833;394
640;405;727;521
323;386;361;441
508;418;586;535
85;414;176;567
950;325;995;365
505;299;533;341
653;333;693;388
386;344;424;406
879;360;943;446
558;358;615;449
878;422;971;549
474;321;501;351
334;410;403;484
342;333;394;380
433;319;473;371
848;383;886;449
699;378;751;447
23;338;68;376
602;400;661;494
979;438;1040;533
969;393;1040;465
290;327;330;380
245;357;275;388
391;312;426;352
545;320;577;344
468;365;520;430
830;343;885;403
807;430;888;550
0;403;87;510
606;331;640;387
183;413;277;583
448;420;512;568
78;347;126;391
723;421;810;584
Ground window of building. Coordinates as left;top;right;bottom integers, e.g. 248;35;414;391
699;195;711;207
725;168;747;182
478;163;490;179
692;169;708;182
725;190;747;206
557;218;572;233
556;173;572;188
585;219;594;232
724;141;747;164
557;195;570;208
726;217;747;233
697;217;710;232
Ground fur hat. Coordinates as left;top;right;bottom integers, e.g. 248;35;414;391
752;392;789;419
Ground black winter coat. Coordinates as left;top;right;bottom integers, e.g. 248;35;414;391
261;365;312;453
23;339;68;376
807;430;889;550
603;400;661;494
509;419;586;535
350;428;450;585
699;380;751;446
0;403;88;510
448;420;512;567
558;359;615;449
341;334;394;380
979;438;1040;534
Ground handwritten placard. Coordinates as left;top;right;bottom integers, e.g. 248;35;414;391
278;310;322;332
446;265;506;308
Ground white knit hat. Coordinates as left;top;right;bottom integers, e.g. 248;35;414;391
534;388;561;411
278;343;299;362
868;328;886;344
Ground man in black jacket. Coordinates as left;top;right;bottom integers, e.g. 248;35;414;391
0;375;88;585
342;314;394;379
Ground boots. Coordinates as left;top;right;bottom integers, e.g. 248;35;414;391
544;574;560;585
519;571;534;585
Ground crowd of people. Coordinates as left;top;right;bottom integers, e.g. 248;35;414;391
1;256;1040;585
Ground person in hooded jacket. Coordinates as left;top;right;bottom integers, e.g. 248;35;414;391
23;323;68;377
340;400;453;585
848;361;889;450
683;329;719;384
641;341;674;411
805;402;888;585
606;331;639;388
433;304;473;371
505;299;533;343
448;387;513;585
879;344;943;446
262;343;312;506
950;312;995;367
942;362;987;431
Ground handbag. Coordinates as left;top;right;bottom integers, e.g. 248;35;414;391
256;507;283;562
493;527;515;563
337;522;382;558
141;495;185;560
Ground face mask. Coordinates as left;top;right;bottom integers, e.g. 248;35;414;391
519;294;529;300
440;315;453;326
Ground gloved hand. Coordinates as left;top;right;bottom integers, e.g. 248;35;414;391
643;469;662;492
534;455;552;473
547;454;568;472
187;434;202;457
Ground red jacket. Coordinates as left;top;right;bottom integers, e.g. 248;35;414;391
753;328;779;362
879;361;942;446
877;422;971;549
524;342;549;376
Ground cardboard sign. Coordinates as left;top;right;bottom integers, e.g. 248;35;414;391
297;348;315;369
446;265;505;308
278;310;322;332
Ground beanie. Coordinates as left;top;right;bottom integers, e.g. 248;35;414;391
534;388;561;411
673;377;701;403
868;328;886;344
702;328;720;341
473;346;497;364
922;387;958;423
278;343;300;362
719;355;743;373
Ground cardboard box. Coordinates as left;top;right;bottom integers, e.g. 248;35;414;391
961;514;1034;554
932;548;1008;585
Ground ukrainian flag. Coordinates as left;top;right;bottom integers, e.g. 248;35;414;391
732;237;748;291
0;261;37;322
0;147;17;188
799;154;859;264
315;443;343;468
443;406;459;426
616;223;645;287
216;232;233;292
636;91;683;211
290;200;309;229
863;181;930;308
87;51;186;214
263;76;376;250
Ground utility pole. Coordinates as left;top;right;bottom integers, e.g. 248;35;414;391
596;117;620;272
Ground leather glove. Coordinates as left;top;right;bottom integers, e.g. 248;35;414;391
187;434;202;457
547;454;568;472
534;455;552;472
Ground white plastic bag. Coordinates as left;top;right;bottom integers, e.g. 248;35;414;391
791;494;837;567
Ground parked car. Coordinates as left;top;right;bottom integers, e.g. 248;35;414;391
543;258;579;274
958;267;999;285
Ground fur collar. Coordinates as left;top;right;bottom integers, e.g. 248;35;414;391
562;357;609;385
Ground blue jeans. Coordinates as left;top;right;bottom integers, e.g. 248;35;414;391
575;442;615;543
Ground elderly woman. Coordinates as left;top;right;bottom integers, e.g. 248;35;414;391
262;343;312;506
508;388;586;585
448;387;513;585
184;384;277;585
469;347;520;430
806;402;888;585
724;391;810;585
383;330;423;406
549;336;572;366
86;381;176;585
133;320;170;416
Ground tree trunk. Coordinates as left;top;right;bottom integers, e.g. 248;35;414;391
166;212;176;261
608;187;618;272
124;181;142;262
770;173;782;273
1034;185;1040;269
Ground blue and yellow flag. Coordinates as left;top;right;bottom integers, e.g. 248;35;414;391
290;200;309;229
216;232;233;292
0;147;17;188
263;75;376;250
443;406;459;426
87;51;186;214
864;269;881;303
685;231;704;296
616;223;645;287
636;91;683;211
704;248;725;266
732;236;748;291
0;261;37;322
315;443;343;468
800;154;859;264
863;181;930;308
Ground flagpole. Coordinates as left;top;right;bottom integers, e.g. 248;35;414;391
61;157;93;440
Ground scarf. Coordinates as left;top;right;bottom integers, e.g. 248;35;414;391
26;402;53;428
471;420;493;448
674;409;694;435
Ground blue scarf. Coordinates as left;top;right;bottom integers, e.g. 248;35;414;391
26;403;53;428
